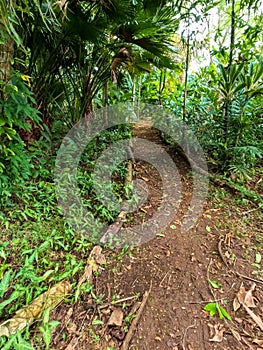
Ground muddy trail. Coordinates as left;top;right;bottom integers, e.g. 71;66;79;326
51;121;263;350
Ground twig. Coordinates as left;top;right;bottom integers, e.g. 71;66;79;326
206;259;216;299
98;295;138;310
182;320;197;350
121;282;152;350
239;206;262;216
159;272;169;287
112;295;139;305
218;238;263;285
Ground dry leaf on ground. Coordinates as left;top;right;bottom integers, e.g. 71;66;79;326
253;339;263;347
108;308;124;326
209;324;225;342
236;283;256;308
234;283;263;332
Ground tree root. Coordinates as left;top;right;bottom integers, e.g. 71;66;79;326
121;282;152;350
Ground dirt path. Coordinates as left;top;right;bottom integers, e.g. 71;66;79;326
51;122;263;350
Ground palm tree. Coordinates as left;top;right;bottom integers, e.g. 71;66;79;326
13;0;183;124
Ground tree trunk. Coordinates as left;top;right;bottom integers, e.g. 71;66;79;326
229;0;236;69
224;0;236;154
158;69;166;105
183;27;190;122
0;1;15;85
0;36;14;84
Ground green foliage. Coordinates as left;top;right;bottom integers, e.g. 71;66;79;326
0;72;42;207
0;1;262;347
8;0;182;124
204;302;232;320
209;279;222;289
173;58;263;180
0;330;34;350
39;308;60;350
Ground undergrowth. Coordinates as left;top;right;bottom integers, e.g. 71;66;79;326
0;122;133;349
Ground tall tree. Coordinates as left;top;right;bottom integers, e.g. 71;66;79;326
0;1;16;86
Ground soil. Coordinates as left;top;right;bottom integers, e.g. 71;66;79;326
50;121;263;350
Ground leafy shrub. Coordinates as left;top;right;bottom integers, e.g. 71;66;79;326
0;72;41;208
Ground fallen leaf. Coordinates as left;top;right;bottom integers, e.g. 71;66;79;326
209;324;225;342
233;297;241;312
234;317;243;324
108;308;124;327
65;337;79;350
237;283;256;308
253;339;263;346
244;283;257;308
255;252;262;264
108;339;115;347
167;339;177;347
77;245;106;287
141;176;150;182
66;322;78;334
64;307;73;324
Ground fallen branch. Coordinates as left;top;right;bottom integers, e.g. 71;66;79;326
77;245;106;287
0;281;72;337
121;282;152;350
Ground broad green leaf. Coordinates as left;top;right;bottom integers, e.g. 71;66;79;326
0;291;19;312
217;304;232;321
204;303;217;316
0;270;12;298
